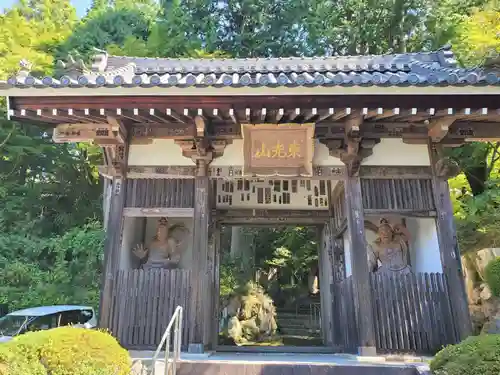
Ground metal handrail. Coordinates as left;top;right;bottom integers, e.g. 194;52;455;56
309;302;321;333
151;305;183;375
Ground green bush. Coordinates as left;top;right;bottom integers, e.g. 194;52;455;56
430;334;500;375
485;257;500;297
0;327;131;375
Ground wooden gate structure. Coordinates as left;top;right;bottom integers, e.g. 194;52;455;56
2;45;498;355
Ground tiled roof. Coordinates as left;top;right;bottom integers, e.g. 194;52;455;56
4;46;499;89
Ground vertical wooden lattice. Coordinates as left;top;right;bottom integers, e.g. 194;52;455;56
125;179;194;208
109;269;191;350
369;272;457;354
361;178;435;211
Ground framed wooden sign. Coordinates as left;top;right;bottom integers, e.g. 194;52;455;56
242;123;315;176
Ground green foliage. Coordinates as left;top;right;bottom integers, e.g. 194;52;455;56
0;0;499;318
430;334;500;375
453;179;500;252
57;6;155;61
453;3;500;66
484;257;500;297
219;258;240;299
264;227;318;288
0;223;104;310
0;327;131;375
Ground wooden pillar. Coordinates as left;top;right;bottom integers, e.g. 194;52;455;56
344;174;376;355
210;222;221;349
428;142;472;341
99;176;127;328
319;222;335;346
189;161;211;352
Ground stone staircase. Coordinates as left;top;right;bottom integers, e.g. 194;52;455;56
276;296;322;341
276;310;321;337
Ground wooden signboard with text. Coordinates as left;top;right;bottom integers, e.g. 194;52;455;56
242;123;315;176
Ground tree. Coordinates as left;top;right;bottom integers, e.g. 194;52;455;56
57;0;157;61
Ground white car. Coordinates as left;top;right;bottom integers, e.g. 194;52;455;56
0;305;97;342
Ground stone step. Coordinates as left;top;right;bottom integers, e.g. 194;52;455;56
176;360;422;375
277;317;319;324
276;313;313;319
129;352;430;375
277;322;320;331
279;327;321;336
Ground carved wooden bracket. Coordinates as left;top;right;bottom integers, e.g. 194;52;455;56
175;138;232;176
319;111;379;176
99;144;127;177
321;137;379;177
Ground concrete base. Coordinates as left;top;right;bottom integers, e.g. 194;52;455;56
358;346;377;356
188;343;204;354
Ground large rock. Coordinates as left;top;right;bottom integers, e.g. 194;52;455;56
462;249;500;334
220;283;277;344
475;248;500;279
481;314;500;334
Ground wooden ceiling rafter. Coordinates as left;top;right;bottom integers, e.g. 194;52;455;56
8;99;500;147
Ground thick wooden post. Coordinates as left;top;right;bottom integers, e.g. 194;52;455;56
99;176;127;328
344;174;376;355
210;222;221;349
428;142;472;341
189;163;211;352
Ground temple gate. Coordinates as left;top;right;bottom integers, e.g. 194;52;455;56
2;45;498;355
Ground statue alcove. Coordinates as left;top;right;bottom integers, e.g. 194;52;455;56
123;216;192;271
364;217;412;274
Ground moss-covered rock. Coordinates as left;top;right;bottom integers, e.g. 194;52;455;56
485;257;500;297
220;282;277;344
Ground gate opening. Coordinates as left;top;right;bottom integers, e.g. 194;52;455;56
217;225;325;348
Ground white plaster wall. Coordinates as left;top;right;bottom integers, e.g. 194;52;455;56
211;139;343;167
406;218;442;273
119;217;143;270
343;231;352;277
128;139;196;166
144;217;193;269
362;139;430;166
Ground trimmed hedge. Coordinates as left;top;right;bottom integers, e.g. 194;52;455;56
0;327;131;375
430;334;500;375
484;257;500;297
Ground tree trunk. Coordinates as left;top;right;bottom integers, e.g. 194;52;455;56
230;226;243;259
465;166;488;196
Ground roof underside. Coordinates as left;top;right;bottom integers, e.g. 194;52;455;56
3;46;499;89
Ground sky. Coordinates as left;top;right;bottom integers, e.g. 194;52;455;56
0;0;91;17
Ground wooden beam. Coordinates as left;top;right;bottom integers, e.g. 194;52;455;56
276;108;285;123
122;207;194;217
343;174;376;355
12;94;500;112
194;115;207;137
428;141;472;342
52;120;126;145
189;161;212;352
99;143;129;329
344;111;363;138
229;108;238;124
428;117;456;142
131;123;196;140
165;108;186;123
359;166;432;179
